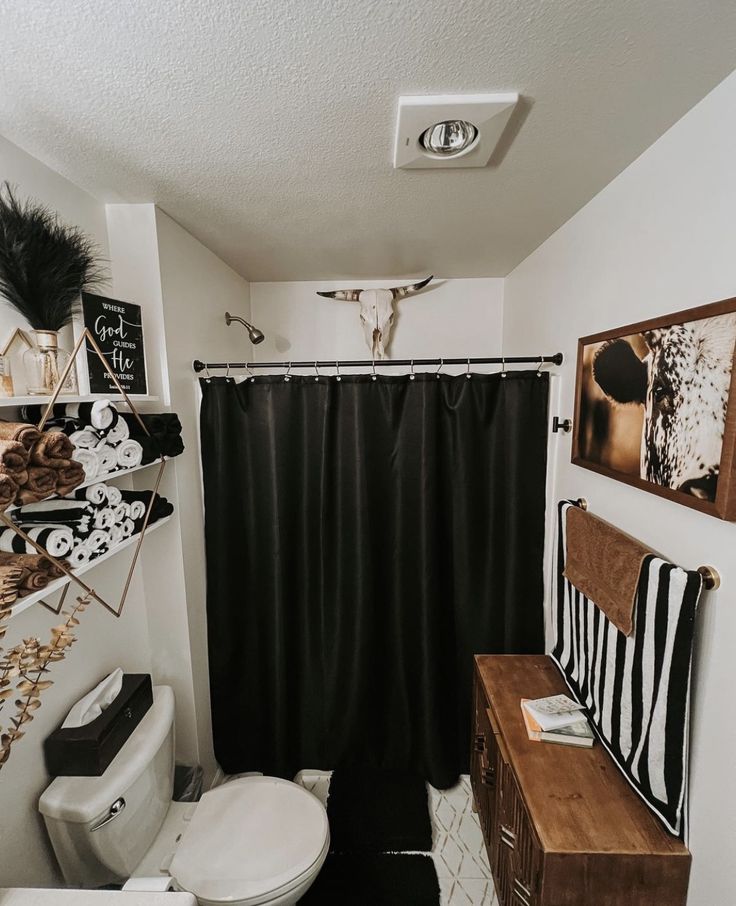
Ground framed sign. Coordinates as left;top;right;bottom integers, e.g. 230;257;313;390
81;292;148;395
573;296;736;520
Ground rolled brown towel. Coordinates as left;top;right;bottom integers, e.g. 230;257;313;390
0;554;68;598
15;466;57;505
30;431;75;468
0;439;29;486
18;567;50;592
0;564;22;605
0;473;19;510
0;421;42;452
55;461;85;497
0;552;59;573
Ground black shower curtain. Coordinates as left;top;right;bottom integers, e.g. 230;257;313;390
200;371;548;788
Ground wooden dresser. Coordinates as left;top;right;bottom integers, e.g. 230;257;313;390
471;655;691;906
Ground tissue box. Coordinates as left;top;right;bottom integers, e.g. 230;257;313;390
44;674;153;777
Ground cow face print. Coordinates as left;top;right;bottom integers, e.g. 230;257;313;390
592;313;736;500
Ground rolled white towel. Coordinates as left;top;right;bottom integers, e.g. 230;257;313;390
86;529;109;552
72;447;99;481
121;518;135;539
112;503;129;523
94;507;116;530
109;524;124;546
16;524;74;557
95;441;118;475
115;438;143;470
128;500;146;521
70;428;100;450
106;417;129;445
68;543;93;568
105;485;123;506
75;483;107;505
89;400;118;433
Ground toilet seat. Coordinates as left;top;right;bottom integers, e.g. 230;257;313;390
168;776;329;905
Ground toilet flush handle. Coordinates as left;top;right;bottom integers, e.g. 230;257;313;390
90;797;126;831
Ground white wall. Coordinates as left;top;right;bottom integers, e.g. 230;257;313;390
250;278;504;369
0;139;153;888
152;208;251;782
503;70;736;906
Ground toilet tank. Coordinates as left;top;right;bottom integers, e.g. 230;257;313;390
39;685;175;888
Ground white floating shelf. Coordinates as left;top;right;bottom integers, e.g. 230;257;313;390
6;515;173;620
4;457;172;514
0;394;159;407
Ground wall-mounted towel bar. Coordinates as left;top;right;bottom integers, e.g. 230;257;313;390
571;498;720;590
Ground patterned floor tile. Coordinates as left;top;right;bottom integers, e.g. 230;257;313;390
293;770;497;905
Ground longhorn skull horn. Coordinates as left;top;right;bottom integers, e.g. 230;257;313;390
390;275;433;299
315;276;433;301
316;288;363;301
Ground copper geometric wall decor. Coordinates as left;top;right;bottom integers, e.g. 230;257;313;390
0;327;168;619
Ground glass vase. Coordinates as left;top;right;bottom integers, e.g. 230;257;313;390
23;329;78;395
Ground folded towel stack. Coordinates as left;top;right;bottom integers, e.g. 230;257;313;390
119;489;175;529
23;400;145;483
0;421;85;507
119;412;184;465
9;481;174;572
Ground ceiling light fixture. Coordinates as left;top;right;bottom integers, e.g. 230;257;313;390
420;120;478;157
394;94;519;170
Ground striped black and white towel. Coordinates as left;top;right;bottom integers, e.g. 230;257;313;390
552;500;703;838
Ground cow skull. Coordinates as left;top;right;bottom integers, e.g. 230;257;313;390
317;276;433;358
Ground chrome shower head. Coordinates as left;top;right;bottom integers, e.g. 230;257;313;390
225;312;265;344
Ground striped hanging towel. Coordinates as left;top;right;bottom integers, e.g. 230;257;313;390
552;500;703;838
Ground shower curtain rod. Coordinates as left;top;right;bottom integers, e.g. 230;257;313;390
193;353;564;372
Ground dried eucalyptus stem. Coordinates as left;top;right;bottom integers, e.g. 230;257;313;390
0;592;90;769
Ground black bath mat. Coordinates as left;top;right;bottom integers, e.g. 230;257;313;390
326;767;433;853
300;853;440;905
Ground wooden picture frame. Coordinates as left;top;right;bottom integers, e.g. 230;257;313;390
572;296;736;520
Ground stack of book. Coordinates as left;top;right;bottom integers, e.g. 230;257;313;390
521;694;595;748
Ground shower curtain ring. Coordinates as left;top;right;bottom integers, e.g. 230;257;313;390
284;361;292;382
371;358;377;381
435;358;444;379
314;361;320;382
466;357;472;379
409;359;416;381
203;364;211;382
335;360;341;382
501;356;507;379
537;355;544;377
226;363;231;378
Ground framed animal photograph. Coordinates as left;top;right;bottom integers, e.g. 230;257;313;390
572;296;736;519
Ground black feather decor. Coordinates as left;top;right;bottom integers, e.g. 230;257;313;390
0;181;104;331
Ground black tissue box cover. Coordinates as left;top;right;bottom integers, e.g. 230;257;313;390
44;674;153;777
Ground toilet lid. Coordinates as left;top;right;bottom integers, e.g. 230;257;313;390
169;776;329;904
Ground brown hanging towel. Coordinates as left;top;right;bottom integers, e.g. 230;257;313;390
563;505;650;636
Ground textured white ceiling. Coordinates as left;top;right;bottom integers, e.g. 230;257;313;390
0;1;734;281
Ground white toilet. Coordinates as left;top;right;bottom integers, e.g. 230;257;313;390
39;686;329;905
